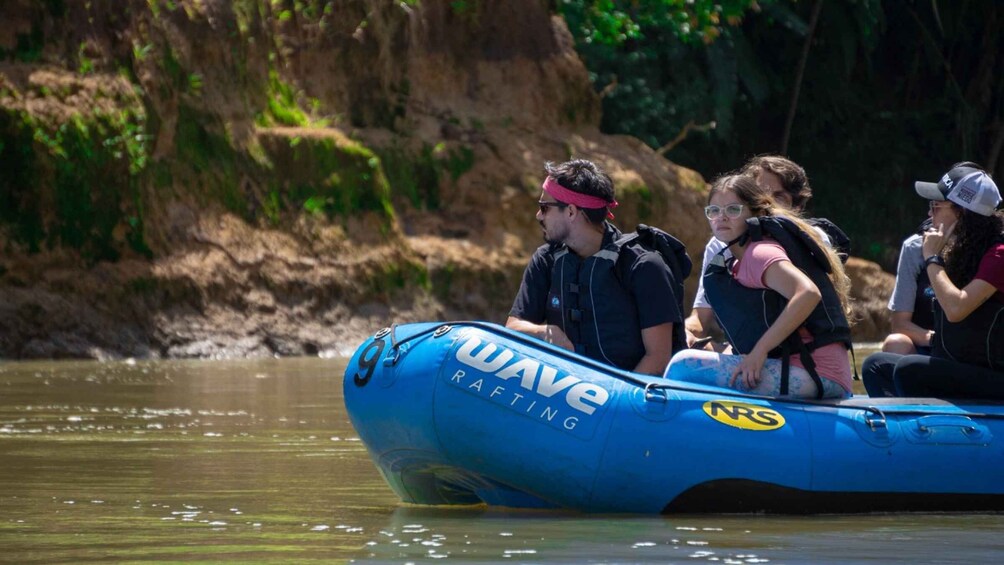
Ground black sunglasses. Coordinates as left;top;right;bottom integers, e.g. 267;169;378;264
538;201;569;214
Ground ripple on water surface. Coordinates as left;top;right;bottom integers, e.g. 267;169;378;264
3;357;1004;563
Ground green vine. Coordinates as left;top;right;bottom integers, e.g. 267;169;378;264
0;106;152;260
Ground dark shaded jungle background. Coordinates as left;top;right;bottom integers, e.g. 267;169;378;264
566;0;1002;267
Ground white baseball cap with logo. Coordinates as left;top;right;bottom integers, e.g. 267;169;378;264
915;163;1001;217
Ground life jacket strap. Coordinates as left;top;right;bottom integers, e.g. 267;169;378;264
777;335;825;400
848;344;860;381
796;340;825;400
727;233;747;247
728;216;764;247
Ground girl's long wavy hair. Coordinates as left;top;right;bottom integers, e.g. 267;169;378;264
944;208;1004;287
709;174;854;320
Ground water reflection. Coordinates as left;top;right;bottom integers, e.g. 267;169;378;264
357;507;766;563
1;356;1003;563
357;507;1004;564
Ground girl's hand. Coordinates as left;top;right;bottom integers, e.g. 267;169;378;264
731;346;768;390
922;221;956;259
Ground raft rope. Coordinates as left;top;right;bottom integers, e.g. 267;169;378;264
372;321;1004;423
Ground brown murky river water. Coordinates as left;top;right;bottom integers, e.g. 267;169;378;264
1;355;1002;563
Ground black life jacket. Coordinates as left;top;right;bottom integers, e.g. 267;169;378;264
912;265;936;330
806;217;851;264
911;219;936;330
545;224;691;370
622;223;693;353
932;300;1004;372
702;216;853;398
931;235;1004;372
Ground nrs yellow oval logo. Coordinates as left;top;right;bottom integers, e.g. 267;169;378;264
703;400;786;431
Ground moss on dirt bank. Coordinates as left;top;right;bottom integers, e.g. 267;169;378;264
0;1;894;359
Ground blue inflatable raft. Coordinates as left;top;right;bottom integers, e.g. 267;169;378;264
343;321;1004;514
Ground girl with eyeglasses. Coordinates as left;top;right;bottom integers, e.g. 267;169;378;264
665;174;854;399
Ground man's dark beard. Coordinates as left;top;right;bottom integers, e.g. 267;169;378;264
541;221;562;245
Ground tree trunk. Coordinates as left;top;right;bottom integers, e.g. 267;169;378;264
780;0;824;155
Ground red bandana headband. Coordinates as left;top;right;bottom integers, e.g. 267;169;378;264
542;176;619;219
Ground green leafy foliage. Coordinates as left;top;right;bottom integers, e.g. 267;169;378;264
174;105;244;214
1;0;402;261
0;108;152;260
0;20;45;62
560;0;1002;267
0;112;45;251
367;259;431;296
256;70;312;127
256;134;397;230
376;143;477;211
559;0;767;45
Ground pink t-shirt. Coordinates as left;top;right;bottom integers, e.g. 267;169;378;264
974;243;1004;304
731;240;852;393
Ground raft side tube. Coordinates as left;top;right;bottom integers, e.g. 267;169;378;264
344;322;1004;513
590;391;813;513
343;323;458;505
432;325;628;509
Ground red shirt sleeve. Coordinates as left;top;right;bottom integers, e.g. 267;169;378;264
974;243;1004;299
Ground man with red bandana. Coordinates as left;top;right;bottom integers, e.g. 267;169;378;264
506;159;682;375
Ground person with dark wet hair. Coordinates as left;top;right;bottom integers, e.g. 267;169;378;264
507;159;683;375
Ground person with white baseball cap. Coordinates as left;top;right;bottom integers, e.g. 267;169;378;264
863;161;1004;399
